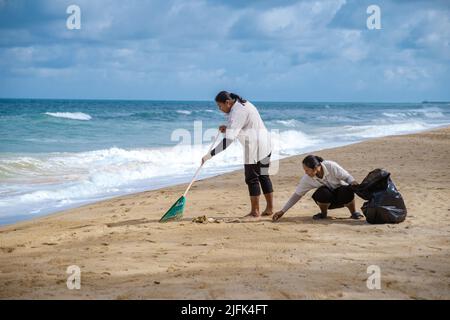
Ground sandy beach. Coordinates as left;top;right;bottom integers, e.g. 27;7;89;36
1;127;449;299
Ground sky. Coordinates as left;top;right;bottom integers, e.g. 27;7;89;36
0;0;449;102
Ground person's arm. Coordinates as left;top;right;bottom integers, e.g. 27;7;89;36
282;193;302;212
272;193;302;222
224;107;247;142
202;108;247;163
210;138;234;157
273;177;311;222
202;137;234;164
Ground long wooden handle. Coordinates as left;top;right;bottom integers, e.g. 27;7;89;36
183;131;221;197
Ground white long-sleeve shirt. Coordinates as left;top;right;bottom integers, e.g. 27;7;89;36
282;160;355;213
224;100;272;164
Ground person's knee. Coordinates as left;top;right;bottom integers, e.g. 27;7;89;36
338;186;355;204
245;175;259;186
259;176;273;194
248;183;261;196
312;187;333;204
258;174;270;184
344;195;355;205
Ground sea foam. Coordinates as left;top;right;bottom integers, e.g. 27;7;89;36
44;112;92;121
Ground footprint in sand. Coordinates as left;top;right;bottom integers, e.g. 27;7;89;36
0;247;15;253
42;242;57;246
278;291;291;299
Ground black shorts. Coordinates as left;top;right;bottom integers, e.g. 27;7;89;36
312;185;354;209
244;153;273;196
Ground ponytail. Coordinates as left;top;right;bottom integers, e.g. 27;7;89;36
229;93;247;104
215;91;247;104
302;155;324;169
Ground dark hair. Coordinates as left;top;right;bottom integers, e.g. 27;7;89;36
215;91;247;104
302;155;324;169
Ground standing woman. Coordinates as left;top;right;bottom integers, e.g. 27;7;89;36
202;91;273;218
272;155;364;222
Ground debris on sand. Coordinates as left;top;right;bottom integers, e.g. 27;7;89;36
192;215;207;223
191;215;222;224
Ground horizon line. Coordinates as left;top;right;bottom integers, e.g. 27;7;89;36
1;97;447;104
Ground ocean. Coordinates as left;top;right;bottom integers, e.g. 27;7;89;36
0;99;449;225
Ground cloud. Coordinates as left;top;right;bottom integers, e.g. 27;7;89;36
0;0;449;101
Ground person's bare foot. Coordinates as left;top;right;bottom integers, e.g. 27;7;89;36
261;209;273;216
243;211;260;218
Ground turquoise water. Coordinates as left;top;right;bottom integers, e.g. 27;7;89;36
1;99;449;225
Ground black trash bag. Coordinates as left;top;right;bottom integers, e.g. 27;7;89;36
352;169;407;224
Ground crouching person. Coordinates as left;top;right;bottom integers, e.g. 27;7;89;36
273;155;363;222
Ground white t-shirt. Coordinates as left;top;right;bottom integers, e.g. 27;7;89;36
294;160;355;196
225;100;272;164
